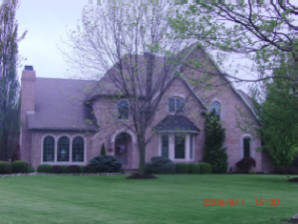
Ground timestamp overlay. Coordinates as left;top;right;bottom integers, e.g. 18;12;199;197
203;198;280;207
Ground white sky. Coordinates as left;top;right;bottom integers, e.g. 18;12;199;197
15;0;257;91
17;0;86;79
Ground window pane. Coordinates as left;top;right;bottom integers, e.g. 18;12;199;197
169;98;175;112
72;137;84;162
189;135;194;159
211;101;221;117
57;136;70;162
118;100;129;119
244;137;250;158
176;97;184;112
43;136;54;162
175;135;185;159
161;135;169;158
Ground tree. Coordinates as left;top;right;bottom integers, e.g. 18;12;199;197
203;111;228;173
259;59;298;167
0;0;23;161
170;0;298;83
100;143;106;156
67;0;190;175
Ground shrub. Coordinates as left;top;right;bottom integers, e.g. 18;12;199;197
88;155;122;172
175;163;190;174
52;165;67;174
145;156;175;174
65;165;82;173
203;112;228;173
199;162;212;174
37;164;53;173
100;144;106;156
11;160;29;173
236;157;256;173
28;165;35;173
0;161;12;174
292;156;298;168
190;164;201;174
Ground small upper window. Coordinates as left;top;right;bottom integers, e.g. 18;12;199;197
169;96;184;113
211;101;221;117
118;100;129;119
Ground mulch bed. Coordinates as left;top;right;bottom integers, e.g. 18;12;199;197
288;177;298;182
126;172;157;179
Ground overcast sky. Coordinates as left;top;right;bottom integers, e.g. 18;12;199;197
17;0;86;79
15;0;257;91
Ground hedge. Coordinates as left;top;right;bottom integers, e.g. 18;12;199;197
12;160;29;173
0;161;12;174
199;162;212;174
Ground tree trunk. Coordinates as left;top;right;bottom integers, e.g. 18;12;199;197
137;134;146;175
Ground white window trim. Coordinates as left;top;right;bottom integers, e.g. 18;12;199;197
41;134;87;165
117;99;130;120
240;134;255;159
168;95;185;114
159;134;195;162
209;98;223;119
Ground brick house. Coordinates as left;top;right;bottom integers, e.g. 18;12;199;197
20;45;273;172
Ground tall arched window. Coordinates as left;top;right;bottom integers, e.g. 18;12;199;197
72;136;84;162
43;136;55;162
118;100;129;119
57;136;70;162
243;137;251;158
211;101;221;118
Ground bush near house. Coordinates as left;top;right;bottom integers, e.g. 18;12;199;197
87;155;122;173
0;161;12;174
11;160;29;173
52;166;68;174
175;163;190;174
190;164;201;174
199;162;212;174
65;165;83;173
236;157;256;173
37;164;53;173
145;156;175;174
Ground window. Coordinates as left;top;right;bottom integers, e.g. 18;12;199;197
57;136;70;162
161;135;169;158
43;136;55;162
72;136;84;162
189;135;194;159
211;101;221;117
243;137;251;158
169;96;184;113
175;135;185;159
118;100;129;119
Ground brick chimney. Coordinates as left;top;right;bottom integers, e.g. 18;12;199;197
21;65;36;113
20;65;36;164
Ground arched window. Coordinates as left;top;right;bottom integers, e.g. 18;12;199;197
72;136;84;162
243;137;251;158
57;136;70;162
118;100;129;119
211;101;221;118
169;96;184;113
43;136;55;162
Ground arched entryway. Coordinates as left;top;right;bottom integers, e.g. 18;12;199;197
114;132;132;168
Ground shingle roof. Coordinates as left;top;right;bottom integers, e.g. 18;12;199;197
27;78;98;131
154;115;200;133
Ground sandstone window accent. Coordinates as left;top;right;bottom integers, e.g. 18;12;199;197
169;96;184;113
118;100;129;120
243;137;251;158
57;136;70;162
43;136;55;162
72;136;84;162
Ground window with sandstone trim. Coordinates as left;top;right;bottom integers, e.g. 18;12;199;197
243;137;251;158
57;136;70;162
43;136;55;162
72;136;84;162
210;101;221;118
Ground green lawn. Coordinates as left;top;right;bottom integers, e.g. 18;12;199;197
0;174;297;224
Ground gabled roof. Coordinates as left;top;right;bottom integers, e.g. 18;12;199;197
155;115;200;133
27;78;98;132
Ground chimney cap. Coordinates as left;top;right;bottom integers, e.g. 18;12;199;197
24;65;34;71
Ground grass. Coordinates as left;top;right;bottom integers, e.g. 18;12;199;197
0;174;297;224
